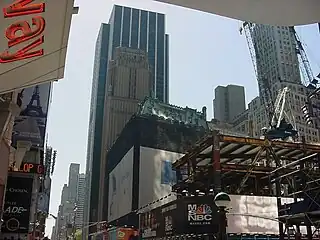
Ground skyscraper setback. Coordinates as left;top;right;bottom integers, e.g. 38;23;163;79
84;5;169;237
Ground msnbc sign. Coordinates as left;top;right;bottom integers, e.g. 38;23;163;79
187;204;212;225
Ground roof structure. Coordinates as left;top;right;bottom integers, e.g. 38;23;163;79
173;134;320;169
137;97;208;129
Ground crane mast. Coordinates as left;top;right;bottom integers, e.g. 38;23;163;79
271;88;297;132
289;27;317;87
240;22;274;126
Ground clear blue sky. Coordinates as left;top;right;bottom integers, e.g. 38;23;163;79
45;0;320;236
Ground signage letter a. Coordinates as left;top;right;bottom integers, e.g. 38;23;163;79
3;0;45;18
0;36;44;63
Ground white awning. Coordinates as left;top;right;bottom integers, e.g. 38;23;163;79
154;0;320;26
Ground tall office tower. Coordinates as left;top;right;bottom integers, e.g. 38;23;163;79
68;163;80;203
253;25;301;92
56;186;69;240
75;173;86;230
249;25;319;141
108;5;169;102
213;84;246;123
55;205;64;240
84;5;169;236
60;184;69;204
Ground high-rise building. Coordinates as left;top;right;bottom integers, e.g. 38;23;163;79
83;23;109;240
253;25;301;93
237;25;319;142
60;184;69;204
54;205;63;240
108;5;169;102
55;186;70;240
84;5;169;236
68;163;80;203
53;164;79;240
103;47;152;150
75;173;86;230
213;84;246;123
98;47;152;220
53;169;86;240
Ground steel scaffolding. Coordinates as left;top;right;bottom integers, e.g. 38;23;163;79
172;131;320;240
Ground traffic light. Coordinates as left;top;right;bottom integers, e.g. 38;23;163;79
301;103;313;125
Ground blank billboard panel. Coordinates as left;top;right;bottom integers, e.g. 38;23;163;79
139;147;184;209
108;147;134;222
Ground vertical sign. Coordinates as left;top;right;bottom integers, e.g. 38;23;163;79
1;176;33;233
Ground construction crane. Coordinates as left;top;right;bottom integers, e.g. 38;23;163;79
236;87;298;193
239;23;268;104
289;27;318;88
290;27;320;126
239;23;274;127
239;22;298;140
262;87;298;140
292;27;320;94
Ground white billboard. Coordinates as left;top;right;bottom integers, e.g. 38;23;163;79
139;147;184;209
226;195;309;234
108;147;134;222
0;0;76;93
227;195;279;234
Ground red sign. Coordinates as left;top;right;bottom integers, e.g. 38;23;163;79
8;162;44;174
0;0;46;63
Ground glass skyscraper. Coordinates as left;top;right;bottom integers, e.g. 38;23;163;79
109;5;169;102
84;5;169;237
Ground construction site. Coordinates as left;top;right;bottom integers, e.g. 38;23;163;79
95;21;320;240
171;23;320;240
172;132;320;240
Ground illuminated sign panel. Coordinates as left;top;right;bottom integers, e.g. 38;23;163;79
8;162;44;174
1;176;33;233
0;0;76;93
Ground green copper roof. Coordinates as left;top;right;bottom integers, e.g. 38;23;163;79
137;97;208;129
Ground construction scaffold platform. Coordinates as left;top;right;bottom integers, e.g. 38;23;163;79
172;131;320;240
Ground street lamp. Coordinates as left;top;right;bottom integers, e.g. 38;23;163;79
214;192;231;240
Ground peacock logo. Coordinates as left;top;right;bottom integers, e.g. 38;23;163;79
195;204;212;215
